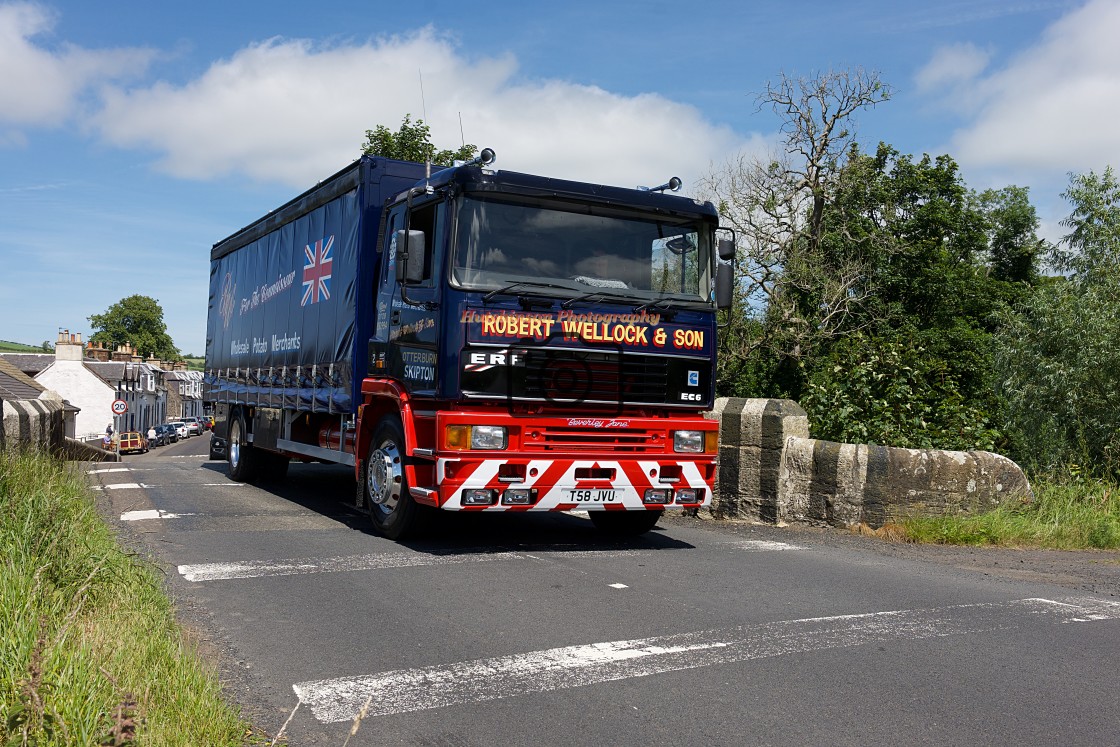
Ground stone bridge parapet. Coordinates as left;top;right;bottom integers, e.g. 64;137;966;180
707;398;1031;527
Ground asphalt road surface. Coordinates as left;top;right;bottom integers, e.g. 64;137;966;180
93;435;1120;746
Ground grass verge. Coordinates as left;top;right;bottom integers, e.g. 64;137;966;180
903;471;1120;549
1;448;260;746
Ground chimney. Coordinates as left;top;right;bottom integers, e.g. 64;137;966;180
87;340;111;362
55;327;85;362
111;344;131;362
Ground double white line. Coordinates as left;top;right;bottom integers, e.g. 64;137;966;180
293;596;1120;723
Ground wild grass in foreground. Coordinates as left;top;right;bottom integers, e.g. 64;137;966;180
0;449;260;746
902;471;1120;550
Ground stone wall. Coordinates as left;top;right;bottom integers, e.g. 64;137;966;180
709;398;1031;528
1;396;65;453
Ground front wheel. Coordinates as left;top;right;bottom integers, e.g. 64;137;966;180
588;509;661;536
362;417;426;540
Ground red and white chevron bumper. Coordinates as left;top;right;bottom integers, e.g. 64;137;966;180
418;411;718;511
435;456;714;511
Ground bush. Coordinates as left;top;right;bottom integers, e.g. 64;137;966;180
801;333;1000;451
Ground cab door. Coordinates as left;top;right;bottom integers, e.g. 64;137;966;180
372;198;444;398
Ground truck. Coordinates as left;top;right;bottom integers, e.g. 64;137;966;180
205;150;734;539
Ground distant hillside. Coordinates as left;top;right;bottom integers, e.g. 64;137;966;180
184;357;204;371
0;340;44;353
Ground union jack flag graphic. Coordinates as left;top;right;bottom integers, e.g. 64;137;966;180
301;235;334;306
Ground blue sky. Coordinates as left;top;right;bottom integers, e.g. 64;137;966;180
2;0;1115;356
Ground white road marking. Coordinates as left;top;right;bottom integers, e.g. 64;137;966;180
120;509;194;521
179;540;807;583
609;583;629;589
178;550;524;583
88;467;130;474
731;540;802;551
101;482;145;490
293;596;1120;723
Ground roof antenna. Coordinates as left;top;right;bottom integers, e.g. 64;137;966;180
418;68;430;178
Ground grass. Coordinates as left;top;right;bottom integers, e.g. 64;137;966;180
0;449;262;746
903;472;1120;550
0;340;43;353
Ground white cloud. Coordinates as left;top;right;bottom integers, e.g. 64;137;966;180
938;0;1120;176
915;42;991;91
0;1;153;128
92;28;759;194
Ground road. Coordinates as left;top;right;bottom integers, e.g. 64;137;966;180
92;435;1120;746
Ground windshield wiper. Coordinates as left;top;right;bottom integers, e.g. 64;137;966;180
561;291;637;309
633;298;678;319
482;280;571;304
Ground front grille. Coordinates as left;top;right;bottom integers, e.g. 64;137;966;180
524;425;662;453
521;350;668;404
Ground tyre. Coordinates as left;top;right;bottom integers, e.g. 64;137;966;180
361;416;426;540
227;410;258;482
588;509;661;536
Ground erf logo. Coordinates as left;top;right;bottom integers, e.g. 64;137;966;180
464;351;523;371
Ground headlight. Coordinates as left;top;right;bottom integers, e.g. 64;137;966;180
471;425;507;450
445;425;508;450
673;430;704;453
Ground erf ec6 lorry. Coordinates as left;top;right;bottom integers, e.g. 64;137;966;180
205;150;735;539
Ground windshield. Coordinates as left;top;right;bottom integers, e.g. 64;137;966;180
451;196;713;303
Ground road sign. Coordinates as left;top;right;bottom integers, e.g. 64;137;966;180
111;399;128;415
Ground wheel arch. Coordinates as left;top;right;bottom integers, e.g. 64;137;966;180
356;378;420;480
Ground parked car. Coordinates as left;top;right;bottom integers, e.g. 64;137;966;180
146;427;165;447
182;417;203;436
168;421;190;439
156;423;179;444
118;431;148;454
204;415;215;430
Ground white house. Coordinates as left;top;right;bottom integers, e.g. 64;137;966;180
33;332;117;439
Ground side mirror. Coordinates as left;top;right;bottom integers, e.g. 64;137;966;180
717;238;736;261
394;229;427;284
716;261;733;310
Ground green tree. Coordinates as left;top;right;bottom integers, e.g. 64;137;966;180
796;145;1017;448
1050;167;1120;284
995;168;1120;476
978;185;1045;286
360;114;477;166
88;295;179;360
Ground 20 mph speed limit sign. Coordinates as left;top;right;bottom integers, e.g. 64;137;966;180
111;399;128;415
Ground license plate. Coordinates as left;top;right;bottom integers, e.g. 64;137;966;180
568;489;618;503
